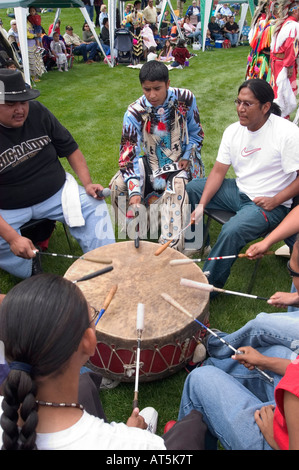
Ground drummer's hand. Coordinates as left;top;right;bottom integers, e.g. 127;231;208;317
245;240;270;259
268;291;299;309
126;407;147;429
85;183;104;199
178;159;189;170
190;204;204;225
231;346;264;370
129;195;142;207
10;234;37;259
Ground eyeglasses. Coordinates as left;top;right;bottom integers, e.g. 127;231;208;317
287;260;299;277
90;306;100;324
234;99;259;108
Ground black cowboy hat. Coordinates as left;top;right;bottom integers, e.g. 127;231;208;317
0;69;40;102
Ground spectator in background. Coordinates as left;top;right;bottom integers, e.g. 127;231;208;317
64;25;98;64
186;1;201;21
83;0;94;22
48;18;61;36
171;38;190;67
99;4;108;29
99;17;110;54
143;0;157;25
208;16;224;41
223;15;239;46
27;6;42;47
94;0;103;28
219;3;233;16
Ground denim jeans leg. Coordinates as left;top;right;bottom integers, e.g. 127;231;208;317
178;366;273;450
0;207;34;278
74;44;88;61
202;200;288;287
87;42;97;60
67;186;115;253
207;310;299;359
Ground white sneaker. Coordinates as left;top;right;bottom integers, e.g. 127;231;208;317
139;407;158;434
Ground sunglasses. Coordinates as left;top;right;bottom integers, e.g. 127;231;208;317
287;260;299;277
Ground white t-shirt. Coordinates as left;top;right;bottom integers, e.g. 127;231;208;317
0;397;166;450
216;114;299;207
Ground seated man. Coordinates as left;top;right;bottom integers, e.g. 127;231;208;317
110;61;204;252
63;25;97;64
187;78;299;289
178;235;299;450
0;69;115;279
99;17;110;54
208;16;224;41
223;15;239;47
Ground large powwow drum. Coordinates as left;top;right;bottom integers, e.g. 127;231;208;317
64;241;210;382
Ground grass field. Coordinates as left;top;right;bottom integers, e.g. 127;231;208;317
0;6;293;435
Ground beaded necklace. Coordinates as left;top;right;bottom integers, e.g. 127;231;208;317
36;400;84;410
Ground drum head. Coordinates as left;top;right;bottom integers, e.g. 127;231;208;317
64;241;209;381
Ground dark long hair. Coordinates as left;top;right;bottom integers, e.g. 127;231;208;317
238;78;281;116
0;274;90;450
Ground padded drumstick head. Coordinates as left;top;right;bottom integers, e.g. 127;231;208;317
136;303;145;330
180;278;214;291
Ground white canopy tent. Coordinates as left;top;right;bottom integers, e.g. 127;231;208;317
157;0;184;38
0;0;113;84
200;0;255;51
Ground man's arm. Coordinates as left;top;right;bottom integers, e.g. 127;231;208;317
180;92;204;161
191;161;230;222
0;215;36;259
246;205;299;258
67;148;104;199
254;172;299;211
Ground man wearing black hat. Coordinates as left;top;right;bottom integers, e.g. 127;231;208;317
0;69;115;279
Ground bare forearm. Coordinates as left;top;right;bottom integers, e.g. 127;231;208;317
199;162;230;208
67;148;93;188
0;215;19;244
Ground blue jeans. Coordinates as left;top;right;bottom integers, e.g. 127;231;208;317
0;184;115;278
226;32;238;45
85;5;94;21
186;178;289;288
178;310;299;449
187;31;202;43
74;42;97;61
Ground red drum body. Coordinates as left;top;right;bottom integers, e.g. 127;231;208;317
64;241;209;382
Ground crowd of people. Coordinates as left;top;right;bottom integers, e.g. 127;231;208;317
0;1;248;81
1;0;299;452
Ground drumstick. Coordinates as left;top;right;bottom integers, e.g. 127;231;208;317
154;221;194;256
133;303;145;409
180;278;269;301
33;250;112;264
161;293;274;384
135;211;140;249
72;265;113;283
95;284;118;325
169;251;275;266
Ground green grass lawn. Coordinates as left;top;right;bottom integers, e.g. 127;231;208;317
0;6;293;435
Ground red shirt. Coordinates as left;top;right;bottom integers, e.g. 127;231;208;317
274;357;299;450
172;47;190;65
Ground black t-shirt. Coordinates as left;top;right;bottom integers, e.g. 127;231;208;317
0;101;78;210
225;21;239;32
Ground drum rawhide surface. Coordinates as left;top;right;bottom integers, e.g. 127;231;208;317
64;241;210;382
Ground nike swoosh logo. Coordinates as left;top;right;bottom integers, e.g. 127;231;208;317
241;147;261;157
